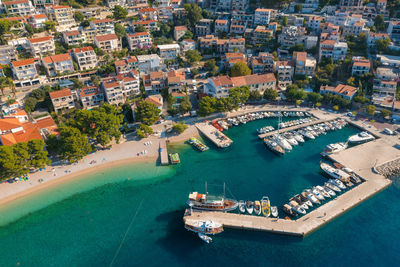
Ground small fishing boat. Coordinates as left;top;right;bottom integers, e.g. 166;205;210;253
282;204;297;217
198;233;212;243
348;131;375;144
325;181;341;192
271;206;278;217
238;200;246;213
254;200;262;215
246;201;254;214
289;201;306;215
316;185;331;198
261;196;271;217
169;153;180;164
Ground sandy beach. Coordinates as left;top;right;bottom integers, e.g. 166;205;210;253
0;123;200;208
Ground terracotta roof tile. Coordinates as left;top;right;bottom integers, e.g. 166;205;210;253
49;88;72;99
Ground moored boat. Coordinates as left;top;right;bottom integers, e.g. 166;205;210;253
323;185;336;196
271;206;278;217
184;219;224;235
246;201;254;214
261;196;271;217
325;181;341;192
238;200;246;213
254;200;262;215
289;200;306;215
328;179;346;190
187;184;238;212
169;153;180;164
320;162;351;180
316;185;331;198
321;142;348;157
282;204;297;217
304;190;320;204
198;232;212;243
264;138;285;155
348;131;375;144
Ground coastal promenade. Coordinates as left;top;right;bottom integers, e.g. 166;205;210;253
196;122;233;148
185;131;395;237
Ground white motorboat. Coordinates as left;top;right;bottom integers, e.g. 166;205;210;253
292;132;305;143
283;133;298;146
325;181;341;192
254;200;262;216
272;134;292;151
300;192;313;207
238;200;246;213
304;190;320;204
328;179;346;190
291;196;309;210
300;130;315;139
198;233;212;243
322;185;336;196
271;206;278;217
321;142;348;156
348;131;375;144
315;185;331;198
320;162;351;180
246;201;254;214
289;201;306;215
311;188;325;201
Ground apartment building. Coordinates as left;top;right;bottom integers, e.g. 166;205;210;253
62;30;85;46
167;70;185;93
342;17;367;36
94;34;121;53
180;39;196;52
131;20;158;32
319;40;348;61
251;52;274;74
387;21;400;44
3;0;35;16
274;61;295;90
206;73;276;98
32;0;59;8
27;14;48;29
143;71;166;94
101;79;124;105
11;58;39;86
222;53;246;68
367;32;390;48
0;45;18;64
127;32;152;50
254;8;272;26
246;26;274;46
157;44;180;60
278;26;306;47
293;52;316;76
78;86;105;109
339;0;363;7
373;67;399;96
195;19;212;37
138;7;158;21
114;57;138;75
28;36;55;57
89;18;115;36
320;84;359;100
42;53;74;77
49;88;75;112
174;26;187;41
215;20;229;34
307;16;322;33
45;5;75;29
351;57;370;76
136;54;162;72
71;46;98;71
116;71;141;97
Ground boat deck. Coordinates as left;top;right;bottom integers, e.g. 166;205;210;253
196;122;233;148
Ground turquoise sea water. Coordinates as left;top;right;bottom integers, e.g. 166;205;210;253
1;117;399;266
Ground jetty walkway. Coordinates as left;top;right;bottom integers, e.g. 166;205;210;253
159;140;169;165
196;122;233;148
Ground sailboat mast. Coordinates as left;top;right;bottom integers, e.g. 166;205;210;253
205;181;207;194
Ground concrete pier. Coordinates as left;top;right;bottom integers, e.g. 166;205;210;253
196;122;233;148
159;140;169;165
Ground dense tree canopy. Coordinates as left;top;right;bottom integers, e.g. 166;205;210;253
113;5;128;20
230;62;251;77
134;100;160;125
185;50;202;65
263;88;278;100
229;86;250;107
114;23;127;38
183;4;203;28
172;121;188;134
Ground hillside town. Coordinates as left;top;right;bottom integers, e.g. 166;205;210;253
0;0;400;179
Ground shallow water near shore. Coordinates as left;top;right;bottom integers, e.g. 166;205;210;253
0;117;399;266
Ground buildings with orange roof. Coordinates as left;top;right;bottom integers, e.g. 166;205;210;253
306;16;322;33
127;32;152;50
0;44;18;64
3;0;34;16
94;34;121;53
89;18;115;36
78;86;105;109
198;35;245;54
27;13;48;29
320;84;359;100
35;115;58;137
319;39;348;61
254;8;272;26
293;52;316;76
251;52;274;74
206;73;276;98
174;26;188;41
0;118;43;146
42;53;74;77
28;36;55;57
130;20;158;32
222;53;247;68
387;21;400;43
101;71;140;104
49;88;75;112
71;46;98;71
62;30;85;46
45;5;75;29
11;58;40;86
31;0;59;8
180;39;195;52
143;71;167;94
167;70;186;93
138;7;158;21
274;60;295;90
3;109;29;123
214;20;229;34
114;56;138;75
195;19;212;37
351;57;370;76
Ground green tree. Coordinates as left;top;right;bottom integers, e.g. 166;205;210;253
285;85;306;102
282;17;288;27
307;92;323;103
0;146;18;179
381;109;391;118
28;139;51;169
374;15;385;32
263;88;278;100
137;124;153;138
172;121;188;134
12;142;31;177
114;23;126;38
229;86;250;106
58;126;92;163
24;97;38;113
198;96;217;116
365;105;376;116
74;11;85;22
181;30;193;40
249;90;262;101
230;62;251;77
44;21;56;31
185;50;202;65
204;59;216;71
134;100;160;125
316;102;322;108
135;25;147;32
183;3;203;28
113;5;128;20
294;4;302;13
25;23;34;36
289;43;306;54
179;96;192;114
72;78;84;90
0;20;11;35
376;38;390;52
333;105;339;111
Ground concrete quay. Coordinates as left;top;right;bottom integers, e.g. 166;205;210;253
159;140;169;165
196;122;233;148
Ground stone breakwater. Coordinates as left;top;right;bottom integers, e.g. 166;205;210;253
375;157;400;179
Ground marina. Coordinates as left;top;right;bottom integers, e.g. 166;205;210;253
196;122;233;148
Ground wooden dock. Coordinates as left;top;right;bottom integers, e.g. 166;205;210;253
258;118;333;139
159;140;169;166
196;122;233;148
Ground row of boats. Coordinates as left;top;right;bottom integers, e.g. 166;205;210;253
321;131;375;156
238;197;278;217
187;137;209;152
257;126;275;134
278;117;317;129
283;161;363;217
264;119;348;155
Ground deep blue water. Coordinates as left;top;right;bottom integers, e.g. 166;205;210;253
0;117;399;266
